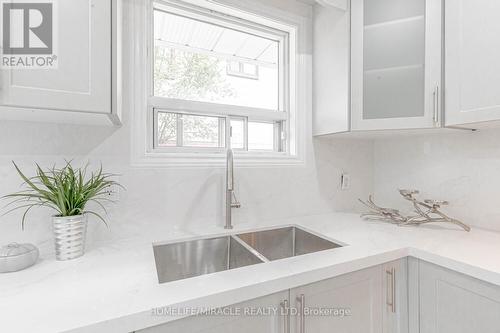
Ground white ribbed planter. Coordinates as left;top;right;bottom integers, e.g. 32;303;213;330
52;215;88;261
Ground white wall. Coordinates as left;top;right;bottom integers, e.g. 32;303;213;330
0;0;374;256
373;129;500;232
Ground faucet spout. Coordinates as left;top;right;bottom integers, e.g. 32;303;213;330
225;148;240;229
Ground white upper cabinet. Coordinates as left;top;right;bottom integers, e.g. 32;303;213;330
312;3;350;136
445;0;500;128
351;0;442;131
0;0;121;126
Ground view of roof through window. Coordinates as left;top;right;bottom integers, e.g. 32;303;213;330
153;7;282;111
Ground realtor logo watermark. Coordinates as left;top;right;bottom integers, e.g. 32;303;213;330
1;0;58;68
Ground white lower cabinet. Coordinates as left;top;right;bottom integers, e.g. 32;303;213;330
418;260;500;333
290;265;384;333
136;258;500;333
138;262;408;333
137;291;289;333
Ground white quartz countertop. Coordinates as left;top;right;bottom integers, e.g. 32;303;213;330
2;212;500;333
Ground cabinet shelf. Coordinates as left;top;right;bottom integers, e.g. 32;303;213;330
364;64;424;74
364;15;424;30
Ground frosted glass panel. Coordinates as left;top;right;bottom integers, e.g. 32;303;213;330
363;0;425;120
364;0;424;25
364;18;424;70
363;66;425;119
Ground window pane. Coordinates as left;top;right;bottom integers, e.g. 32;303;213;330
182;114;224;148
248;122;274;151
157;112;177;147
154;9;280;110
243;63;258;76
227;61;240;72
230;119;245;149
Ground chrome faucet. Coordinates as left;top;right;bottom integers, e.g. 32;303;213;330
225;148;240;229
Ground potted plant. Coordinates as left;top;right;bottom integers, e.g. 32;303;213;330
3;162;122;261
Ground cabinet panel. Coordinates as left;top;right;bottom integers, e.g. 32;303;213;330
290;265;383;333
0;0;111;114
364;17;424;71
138;291;288;333
312;4;350;136
364;66;424;120
445;0;500;127
419;260;500;333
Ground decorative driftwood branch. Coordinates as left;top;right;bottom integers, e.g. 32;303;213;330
359;189;471;232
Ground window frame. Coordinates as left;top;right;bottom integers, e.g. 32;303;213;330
147;0;294;156
131;0;306;167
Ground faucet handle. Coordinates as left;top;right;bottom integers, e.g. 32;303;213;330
231;191;241;208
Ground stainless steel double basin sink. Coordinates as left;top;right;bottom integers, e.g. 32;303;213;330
153;226;342;284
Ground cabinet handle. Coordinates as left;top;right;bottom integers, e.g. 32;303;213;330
280;300;290;333
297;294;305;333
433;85;440;126
386;268;396;313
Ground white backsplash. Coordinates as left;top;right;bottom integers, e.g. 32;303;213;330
373;129;500;232
0;119;374;254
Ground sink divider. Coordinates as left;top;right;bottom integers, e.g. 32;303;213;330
230;235;270;263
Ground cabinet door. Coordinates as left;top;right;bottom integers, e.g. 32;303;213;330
445;0;500;127
137;291;289;333
290;265;383;333
382;259;408;333
419;260;500;333
0;0;111;114
351;0;442;130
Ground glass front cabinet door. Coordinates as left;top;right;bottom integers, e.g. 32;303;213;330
351;0;442;131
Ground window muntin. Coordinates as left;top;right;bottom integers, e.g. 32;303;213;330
150;1;292;156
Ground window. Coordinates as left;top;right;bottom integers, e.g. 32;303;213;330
226;61;259;80
148;0;296;157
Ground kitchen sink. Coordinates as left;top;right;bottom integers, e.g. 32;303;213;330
237;226;342;261
153;226;343;283
153;236;264;283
